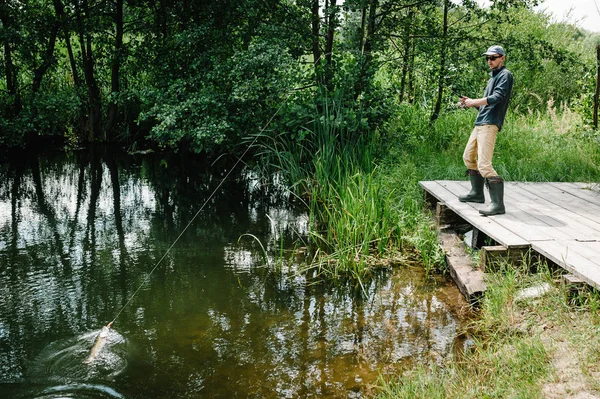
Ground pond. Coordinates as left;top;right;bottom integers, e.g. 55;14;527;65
0;148;469;398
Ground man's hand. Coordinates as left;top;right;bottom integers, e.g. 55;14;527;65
461;97;488;108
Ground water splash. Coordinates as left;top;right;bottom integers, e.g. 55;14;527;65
28;329;128;382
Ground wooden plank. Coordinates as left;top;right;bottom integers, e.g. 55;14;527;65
441;180;600;242
548;182;600;200
495;187;568;241
517;182;600;227
440;180;560;243
559;240;600;263
532;240;600;290
439;229;486;303
420;181;530;248
520;183;600;234
503;184;600;241
547;182;600;212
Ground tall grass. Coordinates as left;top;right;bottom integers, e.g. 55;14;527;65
254;97;600;278
253;92;406;278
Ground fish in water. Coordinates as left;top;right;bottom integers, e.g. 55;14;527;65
84;322;113;364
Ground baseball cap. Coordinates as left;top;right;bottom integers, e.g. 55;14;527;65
483;45;505;56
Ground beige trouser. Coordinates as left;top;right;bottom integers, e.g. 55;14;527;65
462;124;499;178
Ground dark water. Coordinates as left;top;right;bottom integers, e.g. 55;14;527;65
0;148;468;398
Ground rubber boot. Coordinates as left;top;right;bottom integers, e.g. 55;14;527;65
458;169;485;203
479;176;505;216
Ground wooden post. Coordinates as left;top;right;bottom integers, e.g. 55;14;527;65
480;245;529;272
436;202;459;227
423;190;439;210
433;202;471;232
594;44;599;129
471;227;488;249
561;274;587;305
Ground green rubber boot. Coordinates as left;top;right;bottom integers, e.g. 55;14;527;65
458;169;485;203
479;176;505;216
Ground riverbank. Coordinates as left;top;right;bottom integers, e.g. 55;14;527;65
376;263;600;398
373;105;600;398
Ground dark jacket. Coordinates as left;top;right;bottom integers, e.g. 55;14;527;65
474;66;513;131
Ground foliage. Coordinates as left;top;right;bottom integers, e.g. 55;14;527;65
3;0;600;279
2;0;598;149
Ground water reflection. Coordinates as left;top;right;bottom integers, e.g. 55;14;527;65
0;148;468;398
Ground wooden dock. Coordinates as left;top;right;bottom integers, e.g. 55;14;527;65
420;180;600;296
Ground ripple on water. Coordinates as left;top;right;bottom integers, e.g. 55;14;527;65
27;329;128;383
27;382;126;399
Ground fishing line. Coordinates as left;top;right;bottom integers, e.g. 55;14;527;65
108;90;293;326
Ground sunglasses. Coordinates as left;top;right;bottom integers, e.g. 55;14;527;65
486;55;503;61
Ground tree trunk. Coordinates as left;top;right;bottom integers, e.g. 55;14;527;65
32;19;60;93
408;39;415;104
354;0;378;100
311;0;322;85
75;0;103;142
105;0;124;139
322;0;339;91
28;15;60;144
431;0;448;122
53;0;81;88
594;44;599;130
399;10;414;103
0;2;21;114
358;6;366;54
324;0;337;64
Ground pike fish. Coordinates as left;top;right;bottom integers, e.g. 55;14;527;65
83;322;112;364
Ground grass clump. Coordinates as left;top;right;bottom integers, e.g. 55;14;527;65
254;92;411;278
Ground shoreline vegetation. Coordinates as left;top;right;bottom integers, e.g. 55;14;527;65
267;98;600;397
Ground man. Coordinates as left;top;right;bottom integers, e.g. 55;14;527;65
458;45;513;216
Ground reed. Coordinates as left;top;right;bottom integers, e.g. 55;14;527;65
253;91;407;278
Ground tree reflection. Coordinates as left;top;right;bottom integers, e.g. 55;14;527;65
0;149;464;398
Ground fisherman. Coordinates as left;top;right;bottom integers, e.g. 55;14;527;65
458;45;513;216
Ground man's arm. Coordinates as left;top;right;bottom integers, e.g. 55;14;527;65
461;96;488;108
